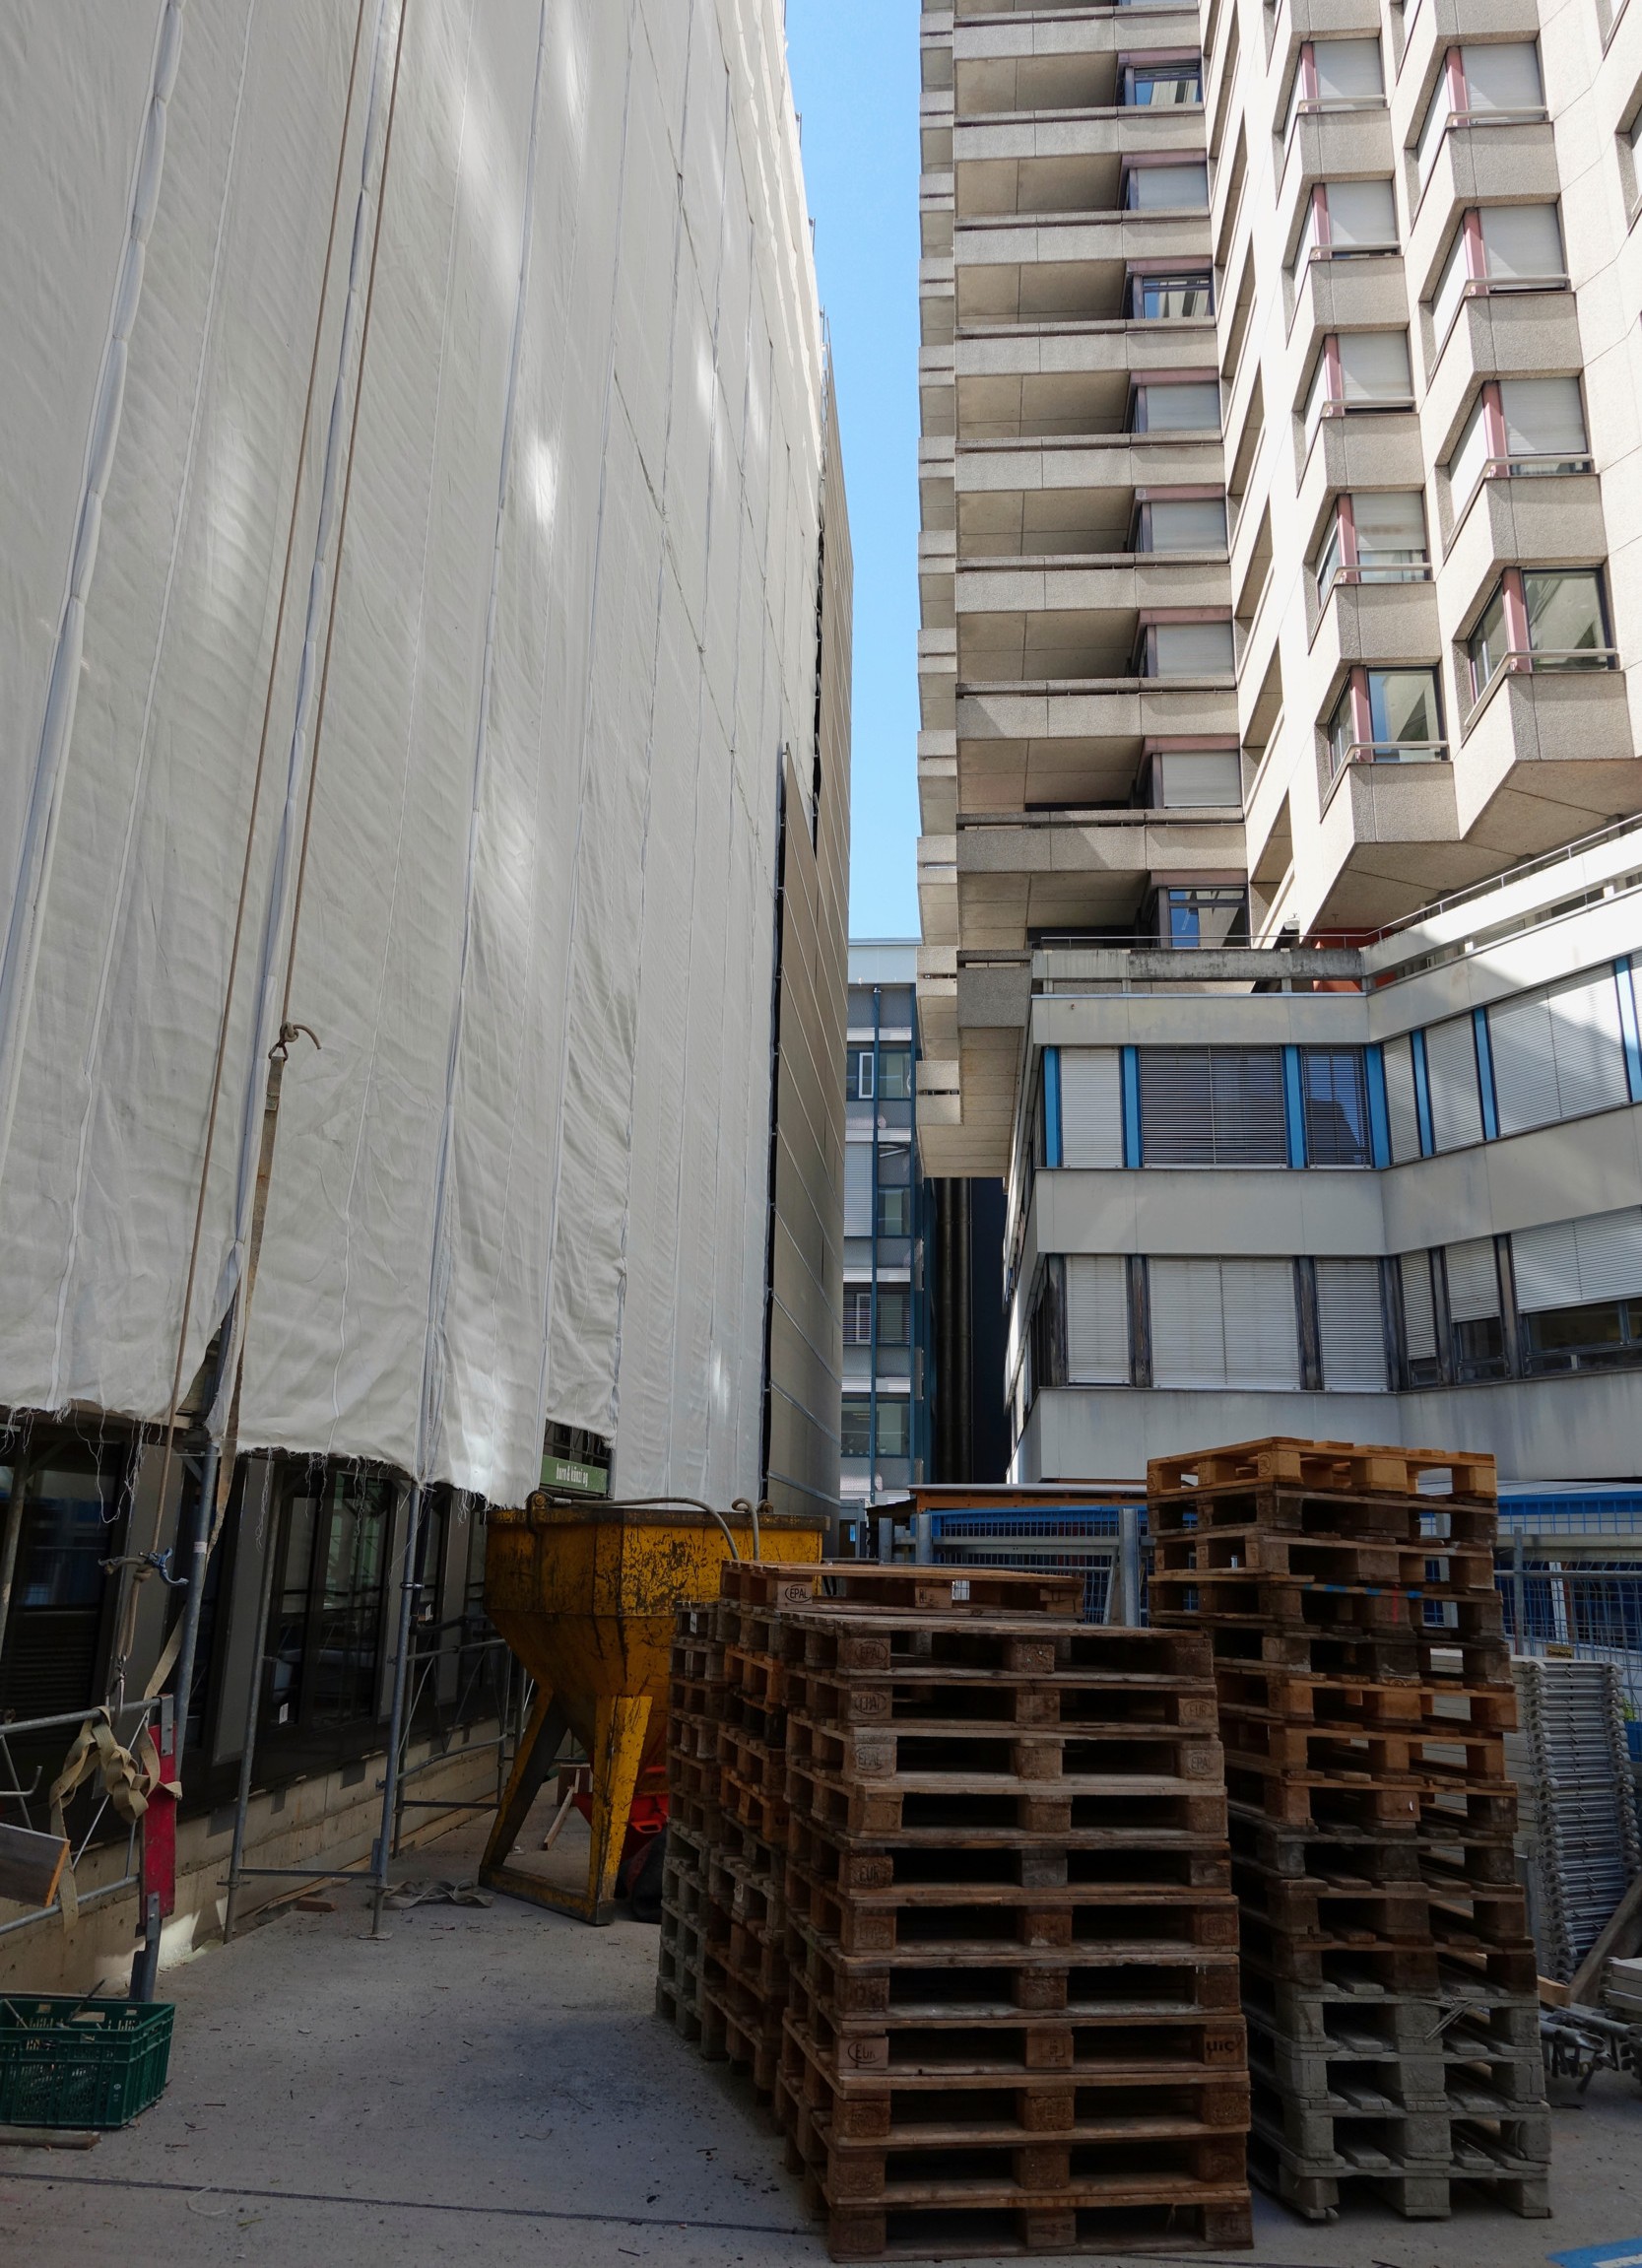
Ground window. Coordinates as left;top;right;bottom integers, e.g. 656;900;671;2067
1383;1034;1421;1164
265;1467;394;1744
1066;1255;1131;1382
1400;1251;1441;1386
1445;1236;1506;1380
1293;179;1398;271
1304;332;1413;443
1126;162;1210;210
1124;61;1203;105
841;1397;873;1456
844;1144;874;1235
1447;379;1590;516
875;1399;911;1458
1152;749;1242;806
1139;1046;1287;1164
1059;1046;1124;1167
1315;1259;1389;1389
1468;570;1612;703
845;1048;874;1101
843;1290;874;1346
877;1289;912;1346
1424;1015;1483;1152
1149;1258;1301;1388
1326;668;1444;777
1132;270;1214;319
878;1047;913;1101
1136;496;1227;552
1431;206;1566;347
1416;44;1544;187
1158;885;1248;949
1299;1048;1371;1166
1287;37;1383;131
1143;618;1234;676
1514;1208;1642;1373
1489;969;1630;1134
877;1188;913;1237
1315;491;1428;602
1129;379;1220;432
0;1442;127;1720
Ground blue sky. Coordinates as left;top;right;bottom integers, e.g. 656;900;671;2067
786;1;921;940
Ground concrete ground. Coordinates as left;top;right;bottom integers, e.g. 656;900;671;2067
3;1811;1640;2268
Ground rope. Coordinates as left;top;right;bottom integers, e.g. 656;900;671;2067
47;1711;177;1929
122;0;373;1688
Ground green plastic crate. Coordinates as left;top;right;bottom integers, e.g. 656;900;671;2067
0;1995;174;2130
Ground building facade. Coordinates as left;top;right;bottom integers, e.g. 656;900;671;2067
0;0;846;1978
917;0;1642;1486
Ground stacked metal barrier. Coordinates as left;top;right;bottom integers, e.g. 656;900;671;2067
1508;1656;1642;1983
1148;1436;1550;2224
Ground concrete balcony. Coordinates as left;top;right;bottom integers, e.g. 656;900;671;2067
954;319;1215;440
1278;106;1395;223
1423;292;1585;462
921;253;955;346
920;627;956;732
953;109;1207;220
1295;415;1426;552
921;434;956;532
955;677;1239;812
1454;666;1642;848
921;529;955;632
952;10;1201;120
921;87;954;173
920;729;958;835
954;212;1210;326
1310;756;1484;930
918;830;959;947
1284;256;1411;382
921;342;955;437
956;434;1224;553
954;810;1248;952
922;173;954;261
1408;120;1561;303
1391;0;1544;153
1438;474;1609;634
1268;0;1383;114
1309;578;1443;680
955;556;1232;685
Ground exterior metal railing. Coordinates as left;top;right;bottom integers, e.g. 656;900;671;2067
0;1698;161;1941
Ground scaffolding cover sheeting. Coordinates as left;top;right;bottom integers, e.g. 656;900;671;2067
0;0;830;1508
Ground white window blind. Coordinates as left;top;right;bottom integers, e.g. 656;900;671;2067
1313;38;1383;102
1059;1048;1124;1167
1513;1209;1642;1310
1448;393;1490;507
1479;204;1563;282
1500;377;1586;458
1316;1259;1389;1389
1338;330;1412;404
1146;498;1227;550
1432;229;1468;340
1445;1237;1500;1321
1136;380;1220;431
1151;620;1234;675
844;1144;874;1235
1416;72;1452;184
1157;750;1242;806
1130;163;1209;209
1325;179;1398;249
1402;1251;1438;1360
1462;41;1543;115
1383;1035;1421;1163
1489;968;1628;1134
1067;1255;1131;1383
1149;1258;1300;1389
1424;1016;1482;1152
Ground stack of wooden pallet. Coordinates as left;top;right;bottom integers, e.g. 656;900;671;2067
1148;1435;1551;2225
656;1560;1253;2260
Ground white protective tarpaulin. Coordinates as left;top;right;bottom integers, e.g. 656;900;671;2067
0;0;830;1509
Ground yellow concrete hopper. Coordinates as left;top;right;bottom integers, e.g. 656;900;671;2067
480;1495;822;1922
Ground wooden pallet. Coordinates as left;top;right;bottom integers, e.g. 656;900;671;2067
1148;1487;1499;1548
1237;1909;1539;1997
1237;1968;1543;2054
1211;1661;1517;1733
1150;1525;1496;1584
1217;1709;1511;1783
1247;2123;1548;2223
782;1664;1220;1735
786;1712;1225;1789
1248;2069;1551;2169
1149;1566;1506;1634
783;1862;1238;1957
785;1810;1234;1890
719;1561;1085;1617
780;1614;1215;1686
1148;1437;1497;1503
1234;1862;1531;1952
1245;2015;1548;2108
786;1757;1228;1843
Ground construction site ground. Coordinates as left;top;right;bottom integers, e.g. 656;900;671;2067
2;1810;1638;2268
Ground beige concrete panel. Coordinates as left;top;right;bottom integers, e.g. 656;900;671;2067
1035;1164;1388;1261
1437;476;1608;631
1380;1108;1642;1249
1422;294;1585;463
1407;122;1560;307
1452;670;1642;845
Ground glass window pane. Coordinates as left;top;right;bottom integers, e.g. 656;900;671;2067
1165;888;1249;950
1313;38;1384;102
1337;330;1412;402
1469;586;1510;696
1315;511;1345;600
879;1047;913;1100
1301;1048;1370;1166
1366;669;1440;744
1524;570;1605;660
1324;179;1397;249
1479;204;1563;282
1127;64;1202;104
1128;164;1209;209
1144;497;1227;550
1431;229;1469;341
1137;272;1214;318
1460;41;1543;114
840;1398;873;1456
1327;682;1357;770
1447;392;1490;508
878;1290;912;1345
1416;67;1453;182
1352;490;1426;577
1132;380;1219;431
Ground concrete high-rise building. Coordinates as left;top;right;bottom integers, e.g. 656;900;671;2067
0;0;847;1973
917;0;1642;1486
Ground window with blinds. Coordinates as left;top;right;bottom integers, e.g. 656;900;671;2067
1315;1259;1389;1389
1400;1250;1441;1384
1382;1034;1421;1163
1513;1209;1642;1310
1300;1049;1370;1166
844;1145;874;1236
1149;1258;1300;1389
1488;968;1629;1135
1059;1048;1124;1168
1066;1255;1131;1383
1424;1016;1483;1151
1446;1234;1507;1379
1139;1047;1287;1165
